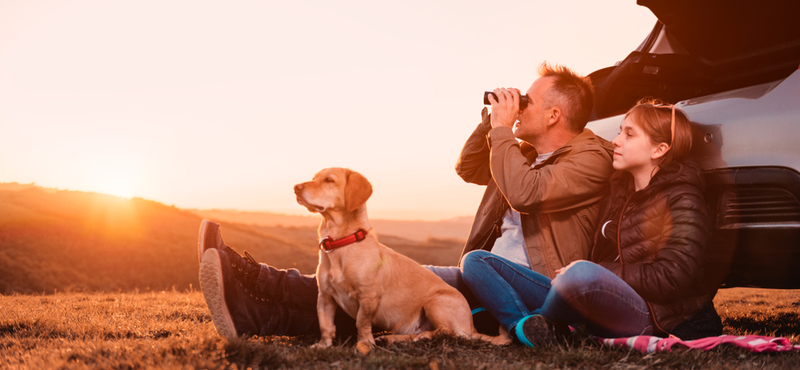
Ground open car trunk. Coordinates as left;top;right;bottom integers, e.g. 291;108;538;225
590;0;800;120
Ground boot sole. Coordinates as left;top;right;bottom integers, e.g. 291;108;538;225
517;314;555;347
199;249;238;339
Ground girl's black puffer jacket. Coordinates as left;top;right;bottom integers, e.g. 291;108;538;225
590;159;722;338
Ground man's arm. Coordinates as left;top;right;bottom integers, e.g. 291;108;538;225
488;127;614;213
455;107;493;186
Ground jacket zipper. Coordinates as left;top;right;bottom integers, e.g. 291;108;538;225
616;194;633;276
617;193;668;335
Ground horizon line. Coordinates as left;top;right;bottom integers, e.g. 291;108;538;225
0;181;474;222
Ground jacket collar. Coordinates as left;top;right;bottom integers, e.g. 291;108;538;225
608;158;704;199
523;128;612;167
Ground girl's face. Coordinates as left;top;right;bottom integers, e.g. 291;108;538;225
611;116;660;173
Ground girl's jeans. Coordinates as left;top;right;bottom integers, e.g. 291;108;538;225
461;250;654;338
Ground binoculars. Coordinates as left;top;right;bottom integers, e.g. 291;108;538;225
484;91;529;111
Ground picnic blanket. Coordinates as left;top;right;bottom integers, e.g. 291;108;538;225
596;334;800;353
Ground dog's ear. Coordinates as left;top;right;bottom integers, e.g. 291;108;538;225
344;169;372;212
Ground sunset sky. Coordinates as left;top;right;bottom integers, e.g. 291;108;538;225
0;0;656;220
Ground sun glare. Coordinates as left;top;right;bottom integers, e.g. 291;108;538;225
96;178;135;199
84;158;141;199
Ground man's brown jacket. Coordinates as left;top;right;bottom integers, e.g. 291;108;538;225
456;110;614;278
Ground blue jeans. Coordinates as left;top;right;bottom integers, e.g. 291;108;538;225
461;251;654;338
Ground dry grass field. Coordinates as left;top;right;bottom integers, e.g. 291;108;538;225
1;287;798;370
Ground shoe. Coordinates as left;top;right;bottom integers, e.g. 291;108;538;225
514;314;565;347
199;248;238;338
197;219;261;287
198;220;268;338
201;246;286;338
198;219;262;281
198;220;225;263
197;220;323;338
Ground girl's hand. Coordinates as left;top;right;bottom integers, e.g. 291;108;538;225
556;259;588;275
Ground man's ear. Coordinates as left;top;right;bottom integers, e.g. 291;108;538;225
344;170;372;212
547;107;561;127
651;143;670;160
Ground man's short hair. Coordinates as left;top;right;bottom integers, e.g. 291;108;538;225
537;62;595;132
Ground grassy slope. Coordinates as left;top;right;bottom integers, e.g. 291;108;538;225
0;187;203;293
0;185;464;294
189;209;474;243
0;289;798;369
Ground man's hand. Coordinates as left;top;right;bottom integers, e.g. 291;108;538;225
488;87;520;129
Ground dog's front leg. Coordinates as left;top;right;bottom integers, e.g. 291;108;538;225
354;293;379;355
313;291;338;349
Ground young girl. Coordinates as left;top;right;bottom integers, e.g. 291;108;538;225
461;100;721;345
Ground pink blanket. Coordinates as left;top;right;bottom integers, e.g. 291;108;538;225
596;335;800;353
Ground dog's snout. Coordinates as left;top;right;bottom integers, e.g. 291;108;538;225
294;183;304;194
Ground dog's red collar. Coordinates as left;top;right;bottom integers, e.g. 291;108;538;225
319;229;368;253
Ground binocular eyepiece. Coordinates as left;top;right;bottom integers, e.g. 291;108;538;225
484;91;529;111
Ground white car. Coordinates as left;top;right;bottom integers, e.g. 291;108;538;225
585;0;800;289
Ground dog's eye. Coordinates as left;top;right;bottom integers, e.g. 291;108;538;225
324;177;334;183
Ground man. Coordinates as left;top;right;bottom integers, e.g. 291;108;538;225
455;63;614;278
198;62;614;339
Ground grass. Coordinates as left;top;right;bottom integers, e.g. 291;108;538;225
1;288;798;369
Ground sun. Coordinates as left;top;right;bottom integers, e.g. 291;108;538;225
84;158;142;199
95;176;136;198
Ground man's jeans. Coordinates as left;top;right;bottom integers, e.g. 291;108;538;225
461;251;654;338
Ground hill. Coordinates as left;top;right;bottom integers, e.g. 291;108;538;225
187;209;473;242
0;183;466;294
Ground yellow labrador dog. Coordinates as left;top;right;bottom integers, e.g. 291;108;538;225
294;167;509;354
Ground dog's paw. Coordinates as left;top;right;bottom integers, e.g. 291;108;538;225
355;341;373;355
492;326;513;346
377;333;417;344
311;340;332;350
375;335;394;345
490;335;513;346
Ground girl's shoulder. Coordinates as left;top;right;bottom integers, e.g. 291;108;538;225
650;159;705;193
